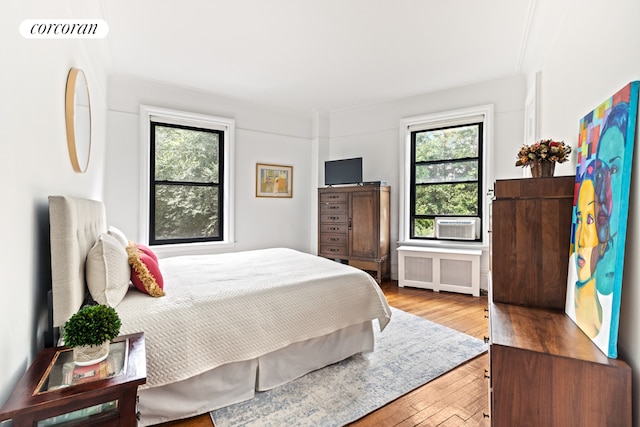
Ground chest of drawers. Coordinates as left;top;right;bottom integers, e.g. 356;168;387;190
318;186;390;283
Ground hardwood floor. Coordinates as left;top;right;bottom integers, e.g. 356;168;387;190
156;282;490;427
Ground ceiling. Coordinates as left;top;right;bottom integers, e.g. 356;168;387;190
101;0;555;113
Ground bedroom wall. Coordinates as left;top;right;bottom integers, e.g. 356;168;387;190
0;0;111;406
327;75;526;283
105;75;314;255
519;0;640;421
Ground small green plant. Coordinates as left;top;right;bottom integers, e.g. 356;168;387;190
63;305;122;347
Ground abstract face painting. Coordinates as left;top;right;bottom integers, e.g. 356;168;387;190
566;82;639;358
574;169;601;338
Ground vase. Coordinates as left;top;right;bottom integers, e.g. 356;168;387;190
73;341;110;366
530;161;555;178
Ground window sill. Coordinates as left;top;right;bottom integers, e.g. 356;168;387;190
397;240;488;252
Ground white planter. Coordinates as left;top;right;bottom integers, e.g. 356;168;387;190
73;341;110;366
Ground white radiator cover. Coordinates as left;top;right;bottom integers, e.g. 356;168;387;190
397;246;481;296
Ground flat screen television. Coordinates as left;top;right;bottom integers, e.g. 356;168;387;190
324;157;363;186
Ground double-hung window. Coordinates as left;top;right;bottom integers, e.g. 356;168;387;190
140;106;235;250
150;122;223;244
401;105;492;243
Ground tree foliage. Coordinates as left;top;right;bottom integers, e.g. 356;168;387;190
412;124;480;238
153;125;221;241
415;125;478;162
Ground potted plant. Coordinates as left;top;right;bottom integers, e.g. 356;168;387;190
515;139;572;177
63;304;122;366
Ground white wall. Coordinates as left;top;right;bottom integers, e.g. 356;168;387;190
327;75;526;282
105;75;314;254
0;0;111;406
520;0;640;421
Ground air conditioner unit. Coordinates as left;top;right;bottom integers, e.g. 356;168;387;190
435;217;480;240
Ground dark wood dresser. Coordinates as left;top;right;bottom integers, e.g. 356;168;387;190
318;185;390;283
488;176;632;426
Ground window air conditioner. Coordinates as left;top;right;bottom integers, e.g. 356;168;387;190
435;217;480;240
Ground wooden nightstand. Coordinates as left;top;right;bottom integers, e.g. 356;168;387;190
0;333;146;426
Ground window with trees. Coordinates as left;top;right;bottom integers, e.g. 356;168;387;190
140;106;235;251
410;122;483;240
150;122;224;245
400;105;492;244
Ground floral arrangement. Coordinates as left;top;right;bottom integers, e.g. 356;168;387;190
515;139;572;167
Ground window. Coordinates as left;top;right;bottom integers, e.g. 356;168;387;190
150;122;223;244
400;105;492;244
410;122;482;239
140;106;235;250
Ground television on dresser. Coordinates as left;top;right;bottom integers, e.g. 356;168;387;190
324;157;363;186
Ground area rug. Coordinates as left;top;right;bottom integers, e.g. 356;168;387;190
210;307;487;427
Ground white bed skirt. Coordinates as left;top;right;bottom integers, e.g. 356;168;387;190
137;320;374;426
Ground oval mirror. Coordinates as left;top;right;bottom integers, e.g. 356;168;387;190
65;68;92;173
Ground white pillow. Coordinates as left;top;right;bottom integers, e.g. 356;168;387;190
108;226;128;248
86;233;130;307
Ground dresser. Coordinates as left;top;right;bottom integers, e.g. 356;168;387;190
488;176;632;426
318;185;390;283
491;175;574;309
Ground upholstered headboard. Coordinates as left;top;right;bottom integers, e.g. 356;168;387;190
49;195;107;327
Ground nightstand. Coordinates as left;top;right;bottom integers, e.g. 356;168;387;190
0;333;146;426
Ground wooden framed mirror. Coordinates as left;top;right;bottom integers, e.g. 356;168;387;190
65;68;92;173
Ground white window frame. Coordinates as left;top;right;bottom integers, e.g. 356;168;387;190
399;104;494;248
139;105;235;257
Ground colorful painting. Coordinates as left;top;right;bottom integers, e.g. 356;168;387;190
566;81;639;358
256;163;293;198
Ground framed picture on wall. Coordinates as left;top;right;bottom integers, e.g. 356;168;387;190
256;163;293;198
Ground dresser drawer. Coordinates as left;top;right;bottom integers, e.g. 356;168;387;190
320;192;347;203
319;202;347;213
319;245;348;257
319;213;347;223
319;223;348;234
319;234;347;245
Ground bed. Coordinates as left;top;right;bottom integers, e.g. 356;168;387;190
48;195;392;426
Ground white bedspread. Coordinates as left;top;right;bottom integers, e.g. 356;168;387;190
116;248;392;389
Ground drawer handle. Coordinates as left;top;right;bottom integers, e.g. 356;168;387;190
484;369;490;379
484;336;490;344
329;195;339;199
329;227;339;231
328;216;339;220
328;206;339;210
329;237;339;241
329;248;339;252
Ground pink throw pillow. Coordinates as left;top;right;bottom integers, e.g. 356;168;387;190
126;242;165;297
136;243;159;263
